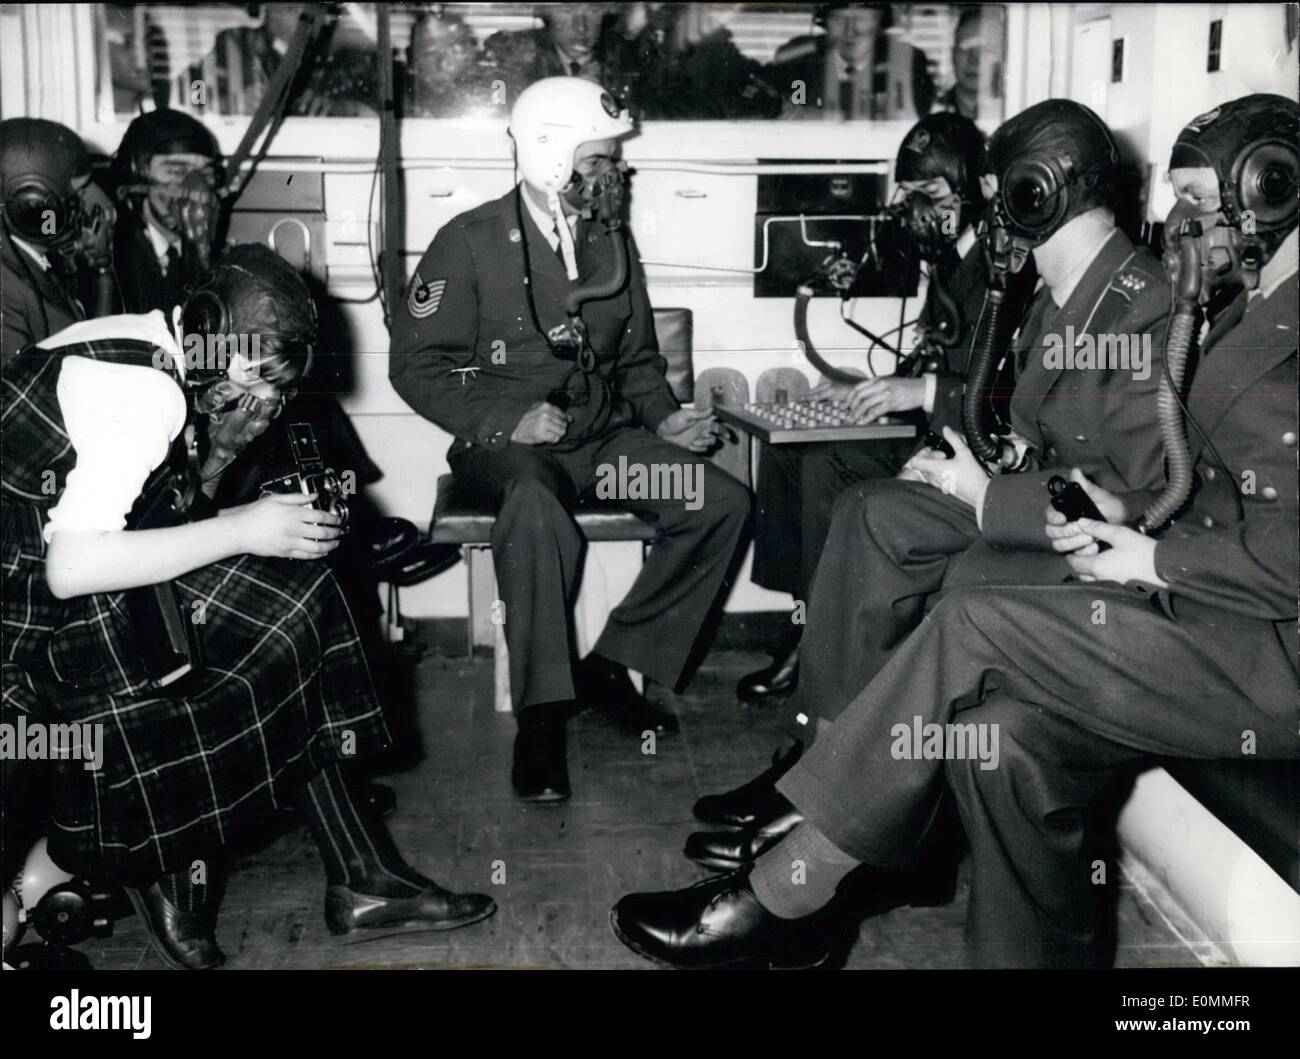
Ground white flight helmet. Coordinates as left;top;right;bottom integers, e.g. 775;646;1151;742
509;77;632;278
508;76;633;194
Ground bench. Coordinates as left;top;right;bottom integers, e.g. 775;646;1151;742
1116;760;1299;966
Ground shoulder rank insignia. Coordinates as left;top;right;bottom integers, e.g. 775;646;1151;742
1116;271;1147;294
408;275;447;319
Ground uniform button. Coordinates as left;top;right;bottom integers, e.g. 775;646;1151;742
1073;434;1087;443
1201;515;1215;528
1283;432;1298;446
1262;486;1278;500
1204;467;1216;481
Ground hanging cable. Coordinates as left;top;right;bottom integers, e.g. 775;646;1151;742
375;2;403;329
221;4;330;205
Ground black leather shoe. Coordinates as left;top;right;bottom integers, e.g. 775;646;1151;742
365;517;419;567
326;882;496;935
125;884;225;971
693;742;803;827
736;641;800;706
684;808;805;871
575;653;679;736
512;707;571;803
611;869;835;969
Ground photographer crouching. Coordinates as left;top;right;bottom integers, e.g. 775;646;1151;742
1;244;495;970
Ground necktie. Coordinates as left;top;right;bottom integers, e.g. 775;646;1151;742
164;245;180;278
48;260;85;319
1015;286;1057;374
840;66;856;119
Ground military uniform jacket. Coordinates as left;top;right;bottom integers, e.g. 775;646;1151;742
389;188;679;455
1154;278;1299;701
0;234;83;368
111;212;203;317
980;229;1171;549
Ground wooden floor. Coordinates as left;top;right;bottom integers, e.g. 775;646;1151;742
80;644;1199;970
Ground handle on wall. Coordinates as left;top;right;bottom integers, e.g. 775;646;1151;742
267;216;313;275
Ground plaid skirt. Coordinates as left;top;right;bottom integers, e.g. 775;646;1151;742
3;500;391;882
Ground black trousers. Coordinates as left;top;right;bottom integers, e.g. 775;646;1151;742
448;427;751;712
776;477;980;743
750;439;914;599
777;581;1298;966
777;476;1072;744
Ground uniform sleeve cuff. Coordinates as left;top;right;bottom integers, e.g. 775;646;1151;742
640;394;680;433
476;406;528;449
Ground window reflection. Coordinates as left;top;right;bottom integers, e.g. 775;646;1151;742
99;3;1006;125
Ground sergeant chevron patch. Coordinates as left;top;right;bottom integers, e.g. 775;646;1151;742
408;275;447;319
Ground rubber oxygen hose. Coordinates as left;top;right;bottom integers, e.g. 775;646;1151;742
1135;308;1196;533
794;283;866;384
961;289;1004;464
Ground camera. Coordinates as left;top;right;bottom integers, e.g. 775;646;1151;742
259;422;350;532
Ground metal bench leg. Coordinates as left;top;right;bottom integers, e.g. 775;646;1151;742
382;581;404;643
461;545;474;655
493;619;512;713
467;545;497;652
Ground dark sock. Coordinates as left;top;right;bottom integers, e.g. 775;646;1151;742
581;652;621;681
293;764;431;898
749;818;860;920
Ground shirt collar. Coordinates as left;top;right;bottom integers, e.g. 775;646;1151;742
1049;225;1117;310
555;45;590;73
827;47;870;80
1252;228;1299;304
10;235;50;271
520;183;577;248
143;202;182;263
955;225;977;260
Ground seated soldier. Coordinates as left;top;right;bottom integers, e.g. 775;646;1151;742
390;78;751;803
108;109;221;319
610;93;1299;970
739;112;1031;711
0;119;92;367
688;99;1171;869
1;244;494;971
